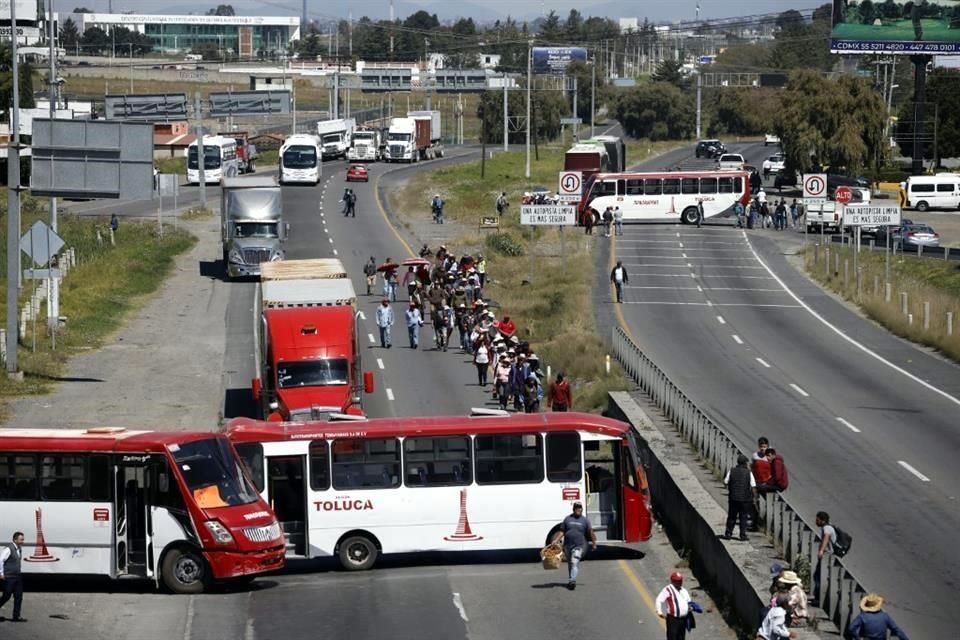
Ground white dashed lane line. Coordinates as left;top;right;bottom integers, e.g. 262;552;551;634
329;237;334;243
386;388;395;401
358;311;366;320
367;333;375;343
333;249;338;256
732;334;744;345
756;357;771;368
897;460;931;482
789;383;810;397
376;358;385;370
716;316;726;325
836;417;862;433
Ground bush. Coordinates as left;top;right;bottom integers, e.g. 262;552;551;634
485;232;524;257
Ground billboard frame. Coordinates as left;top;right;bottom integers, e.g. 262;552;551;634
532;47;588;74
831;0;960;55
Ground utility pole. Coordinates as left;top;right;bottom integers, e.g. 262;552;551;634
590;57;595;138
47;0;60;330
502;71;508;151
128;43;133;93
389;0;394;60
194;92;207;209
6;0;22;374
525;40;533;179
695;66;702;139
572;76;578;141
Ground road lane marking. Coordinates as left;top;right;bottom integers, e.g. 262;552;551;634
626;286;701;290
329;237;334;243
184;595;195;640
697;285;703;292
756;357;771;368
617;560;665;629
451;592;469;622
367;333;375;343
716;315;725;324
790;383;809;397
836;417;861;433
732;334;744;345
897;460;931;482
682;253;688;259
623;301;802;308
376;358;384;370
386;388;395;401
358;311;366;320
679;242;684;248
333;249;338;256
743;231;960;409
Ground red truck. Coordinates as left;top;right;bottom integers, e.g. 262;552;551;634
252;259;373;422
225;131;259;174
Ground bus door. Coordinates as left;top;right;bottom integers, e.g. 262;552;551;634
266;455;308;557
582;435;623;541
114;456;158;578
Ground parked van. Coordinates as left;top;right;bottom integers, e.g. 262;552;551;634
901;174;960;211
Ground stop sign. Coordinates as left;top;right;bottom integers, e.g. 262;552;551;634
835;186;852;204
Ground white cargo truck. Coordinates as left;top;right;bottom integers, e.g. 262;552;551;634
347;129;381;162
316;118;356;160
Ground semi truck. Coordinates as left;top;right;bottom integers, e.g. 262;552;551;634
252;258;373;422
220;175;286;279
227;131;259;174
408;110;443;159
385;111;443;162
316;118;356;160
564;143;610;181
347;128;382;162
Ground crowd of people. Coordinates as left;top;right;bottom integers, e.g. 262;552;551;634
369;244;573;413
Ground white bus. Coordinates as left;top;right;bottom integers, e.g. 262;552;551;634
225;411;653;571
187;136;240;185
279;134;322;185
579;170;751;225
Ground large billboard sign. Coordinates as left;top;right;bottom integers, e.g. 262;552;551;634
831;0;960;55
532;47;588;74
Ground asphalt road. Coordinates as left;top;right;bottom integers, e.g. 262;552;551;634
603;141;960;638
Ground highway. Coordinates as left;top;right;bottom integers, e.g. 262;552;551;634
602;141;960;638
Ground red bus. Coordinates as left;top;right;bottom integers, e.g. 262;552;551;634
0;428;286;593
224;411;652;570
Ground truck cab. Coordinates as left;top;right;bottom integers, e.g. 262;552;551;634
221;176;286;279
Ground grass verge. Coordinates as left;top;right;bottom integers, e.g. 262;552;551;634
804;243;960;362
156;149;279;177
0;192;195;404
388;140;684;412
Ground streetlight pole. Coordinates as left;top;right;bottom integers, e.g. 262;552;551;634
502;71;508;152
590;55;595;138
525;40;532;179
48;0;61;330
7;0;22;374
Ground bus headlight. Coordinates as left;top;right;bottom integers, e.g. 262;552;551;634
204;520;236;545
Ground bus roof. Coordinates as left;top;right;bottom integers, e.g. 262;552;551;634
588;169;749;181
188;135;236;148
0;428;223;453
224;411;631;443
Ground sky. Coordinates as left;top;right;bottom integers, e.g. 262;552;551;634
67;1;823;23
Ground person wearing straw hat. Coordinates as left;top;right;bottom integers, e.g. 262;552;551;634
775;570;808;627
844;594;909;640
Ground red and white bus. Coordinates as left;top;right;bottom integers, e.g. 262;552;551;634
0;428;285;594
579;170;751;225
224;411;652;570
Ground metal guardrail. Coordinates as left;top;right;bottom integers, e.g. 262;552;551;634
611;326;875;635
826;233;960;262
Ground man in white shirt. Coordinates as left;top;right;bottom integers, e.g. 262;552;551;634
609;260;628;304
0;531;26;622
375;298;394;349
656;571;693;640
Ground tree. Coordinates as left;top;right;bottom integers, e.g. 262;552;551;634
0;46;35;118
61;17;81;52
80;26;110;55
476;89;565;144
707;87;779;136
771;4;834;72
565;59;607;126
72;6;93;12
564;10;583;41
652;59;685;87
539;10;563;42
206;4;235;16
895;68;960;164
613;82;695;140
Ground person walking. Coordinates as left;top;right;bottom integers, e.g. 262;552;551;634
613;206;624;236
474;341;490;386
363;257;377;296
495;192;509;215
656;571;700;640
734;200;745;228
431;194;445;224
375;298;394;349
610;260;628;304
844;593;909;640
547;372;573;411
0;531;26;623
476;253;487;289
583;209;594;235
551;502;597;591
602;207;613;237
723;454;756;541
696;198;705;228
404;301;423;349
750;169;763;195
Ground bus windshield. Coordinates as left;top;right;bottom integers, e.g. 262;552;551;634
277;359;350;388
187;147;222;170
282;146;318;169
171;438;259;508
234;222;279;239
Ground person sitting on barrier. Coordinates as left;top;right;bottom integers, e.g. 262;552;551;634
774;570;808;628
757;595;795;640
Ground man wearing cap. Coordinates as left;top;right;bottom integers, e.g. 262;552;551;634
844;594;908;640
375;298;394;349
551;501;596;591
656;571;695;640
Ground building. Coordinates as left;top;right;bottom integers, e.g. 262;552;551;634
71;13;301;57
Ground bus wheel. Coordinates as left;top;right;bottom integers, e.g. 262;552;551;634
338;535;378;571
681;207;700;225
162;547;208;594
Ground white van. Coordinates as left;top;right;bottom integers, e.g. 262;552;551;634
902;174;960;211
184;53;203;62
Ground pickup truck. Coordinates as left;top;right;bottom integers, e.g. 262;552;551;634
717;153;745;171
762;153;785;178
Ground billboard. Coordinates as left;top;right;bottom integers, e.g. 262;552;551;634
0;0;38;23
831;0;960;55
532;47;588;74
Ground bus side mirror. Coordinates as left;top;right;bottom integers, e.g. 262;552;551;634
251;377;261;401
363;371;375;394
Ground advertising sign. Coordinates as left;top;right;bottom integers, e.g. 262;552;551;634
532;47;588;74
842;205;901;227
520;205;577;226
831;0;960;55
0;0;38;23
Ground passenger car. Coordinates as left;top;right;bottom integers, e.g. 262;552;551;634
764;133;781;146
717;153;745;171
346;164;369;182
695;139;725;159
898;224;940;249
762;154;785;177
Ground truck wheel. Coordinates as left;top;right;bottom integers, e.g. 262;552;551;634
681;207;700;225
916;201;929;212
338;535;378;571
162;546;208;594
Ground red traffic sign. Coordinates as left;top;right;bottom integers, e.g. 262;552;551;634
835;186;853;204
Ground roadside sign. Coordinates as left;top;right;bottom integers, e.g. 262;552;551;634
558;171;582;202
843;205;901;227
835;186;852;204
802;173;827;203
559;117;582;125
479;216;500;229
20;220;65;267
520;205;577;226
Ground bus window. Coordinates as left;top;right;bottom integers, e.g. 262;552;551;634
718;177;734;193
644;179;661;195
332;438;401;490
475;434;544;485
700;177;717;194
617;179;625;195
235;443;265;492
0;454;37;500
598;181;617;197
40;455;86;500
546;433;582;482
625;179;644;195
404;436;472;487
89;455;111;501
309;441;330;490
734;177;743;193
681;178;699;195
662;178;680;195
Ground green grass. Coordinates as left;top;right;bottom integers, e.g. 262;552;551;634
389;140;683;412
156;149;279;178
0;191;195;403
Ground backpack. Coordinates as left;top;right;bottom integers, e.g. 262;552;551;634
772;456;789;491
833;527;853;558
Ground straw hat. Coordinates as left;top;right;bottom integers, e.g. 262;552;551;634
860;593;884;613
777;570;802;586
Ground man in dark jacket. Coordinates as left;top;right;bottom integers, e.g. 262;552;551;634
610;260;628;304
845;593;909;640
723;454;755;541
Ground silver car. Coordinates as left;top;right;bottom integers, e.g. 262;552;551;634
898;224;941;249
